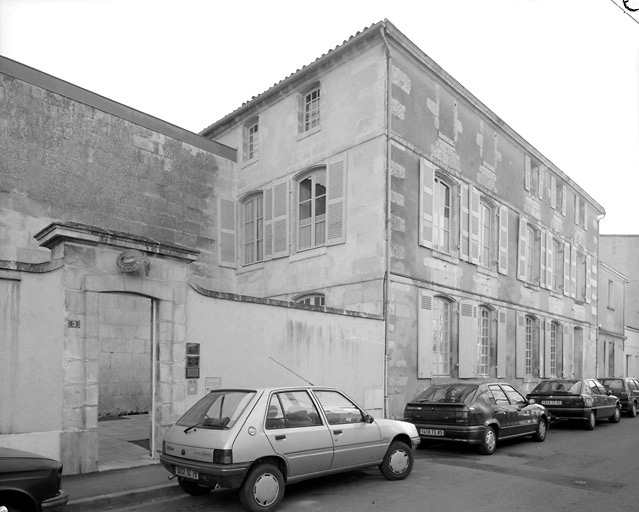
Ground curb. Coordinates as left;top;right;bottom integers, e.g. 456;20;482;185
65;482;183;512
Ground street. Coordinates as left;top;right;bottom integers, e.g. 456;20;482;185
108;417;638;512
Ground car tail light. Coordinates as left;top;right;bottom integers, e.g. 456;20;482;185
455;411;470;424
213;449;233;464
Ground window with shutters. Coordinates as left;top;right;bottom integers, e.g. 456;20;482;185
551;239;563;293
477;306;496;376
433;177;451;253
517;218;540;285
549;321;563;377
525;315;537;376
433;296;452;376
524;155;543;199
479;198;497;269
243;117;259;164
297;168;326;251
242;193;264;265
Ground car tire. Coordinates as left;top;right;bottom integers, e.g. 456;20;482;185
178;477;212;496
585;410;596;430
239;463;284;512
629;402;637;418
532;418;548;442
478;425;497;455
379;440;414;481
609;406;621;423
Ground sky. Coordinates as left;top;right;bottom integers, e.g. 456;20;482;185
1;0;638;234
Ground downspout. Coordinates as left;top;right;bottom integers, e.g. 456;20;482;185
380;25;392;419
595;211;606;378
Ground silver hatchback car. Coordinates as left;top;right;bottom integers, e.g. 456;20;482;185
160;386;420;512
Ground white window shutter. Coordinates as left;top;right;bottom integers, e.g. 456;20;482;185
498;205;509;275
327;158;346;246
550;175;557;209
470;187;480;264
264;179;289;259
524;155;531;191
563;242;571;296
218;198;237;268
585;254;592;303
517;216;527;281
516;312;526;378
540;229;547;288
458;301;477;378
570;247;577;298
497;309;507;378
419;158;434;248
538;167;544;200
561;185;567;216
543;318;552;378
417;289;434;378
546;231;553;289
563;324;572;378
460;182;470;261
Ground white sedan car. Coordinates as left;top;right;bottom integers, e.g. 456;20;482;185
160;386;420;512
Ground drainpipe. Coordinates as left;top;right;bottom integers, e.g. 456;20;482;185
151;300;157;458
595;211;606;378
380;24;392;419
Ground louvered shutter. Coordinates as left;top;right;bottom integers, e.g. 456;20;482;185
264;179;289;259
218;198;237;268
543;319;552;378
557;323;564;378
327;158;346;246
570;248;577;298
585;254;592;303
561;185;567;216
546;231;553;289
460;182;470;261
550;175;557;209
516;312;526;378
563;324;572;378
419;158;434;248
540;230;547;288
470;187;480;264
497;309;507;378
524;155;531;191
458;301;477;378
538;167;544;199
417;289;434;378
498;205;509;275
517;216;527;281
563;242;571;296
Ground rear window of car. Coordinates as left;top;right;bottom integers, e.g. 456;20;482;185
600;379;624;392
531;380;580;394
177;390;256;429
411;384;478;404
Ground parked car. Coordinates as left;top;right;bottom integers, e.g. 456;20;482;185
403;382;548;455
598;377;639;418
160;386;420;512
0;447;68;512
526;379;621;429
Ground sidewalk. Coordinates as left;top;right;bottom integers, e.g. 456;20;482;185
63;462;183;511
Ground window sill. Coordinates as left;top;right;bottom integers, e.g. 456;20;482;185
522;281;540;292
297;125;321;141
290;245;327;262
237;261;265;274
241;157;259;169
432;250;458;265
476;265;498;278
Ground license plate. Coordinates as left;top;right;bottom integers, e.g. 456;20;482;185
542;400;562;406
420;428;445;436
175;466;199;480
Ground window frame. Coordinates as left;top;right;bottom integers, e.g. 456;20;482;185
296;167;327;252
432;296;453;376
243;117;259;164
433;176;452;254
294;293;326;307
241;193;264;266
299;83;321;136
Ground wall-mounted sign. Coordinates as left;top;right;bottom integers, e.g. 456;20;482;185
186;367;200;379
186;343;200;355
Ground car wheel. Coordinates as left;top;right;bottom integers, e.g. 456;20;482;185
532;418;548;442
585;410;596;430
379;440;414;481
629;402;637;418
609;406;621;423
478;425;497;455
178;477;212;496
239;463;284;512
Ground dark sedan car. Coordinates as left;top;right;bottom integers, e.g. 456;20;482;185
0;448;68;512
599;377;639;418
404;382;548;455
526;379;621;429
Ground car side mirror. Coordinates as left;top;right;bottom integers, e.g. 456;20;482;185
363;414;375;424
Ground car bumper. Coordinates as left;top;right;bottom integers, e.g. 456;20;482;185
41;489;69;510
413;424;485;445
544;407;589;421
160;453;251;489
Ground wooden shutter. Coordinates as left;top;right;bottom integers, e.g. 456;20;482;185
538;166;544;200
460;182;470;261
417;289;434;378
540;230;547;288
470;187;480;264
561;185;567;216
563;324;572;378
557;322;564;378
570;248;577;298
498;205;509;275
543;318;552;378
458;301;477;378
419;158;434;248
327;158;346;246
524;155;531;191
585;254;592;303
516;312;526;378
264;178;289;259
517;216;527;281
550;175;557;209
497;309;508;378
218;198;236;268
563;242;571;296
546;231;553;289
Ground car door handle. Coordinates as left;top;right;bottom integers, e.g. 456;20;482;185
275;435;286;441
333;429;342;435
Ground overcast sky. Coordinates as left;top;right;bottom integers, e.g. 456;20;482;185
1;0;638;234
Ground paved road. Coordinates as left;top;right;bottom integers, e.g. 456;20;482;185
111;415;639;511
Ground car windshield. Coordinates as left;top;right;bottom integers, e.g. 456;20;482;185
412;384;478;404
531;380;581;394
177;390;256;429
599;379;624;392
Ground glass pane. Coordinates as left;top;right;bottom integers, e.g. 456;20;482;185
299;224;311;250
299;178;312;202
315;219;325;246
